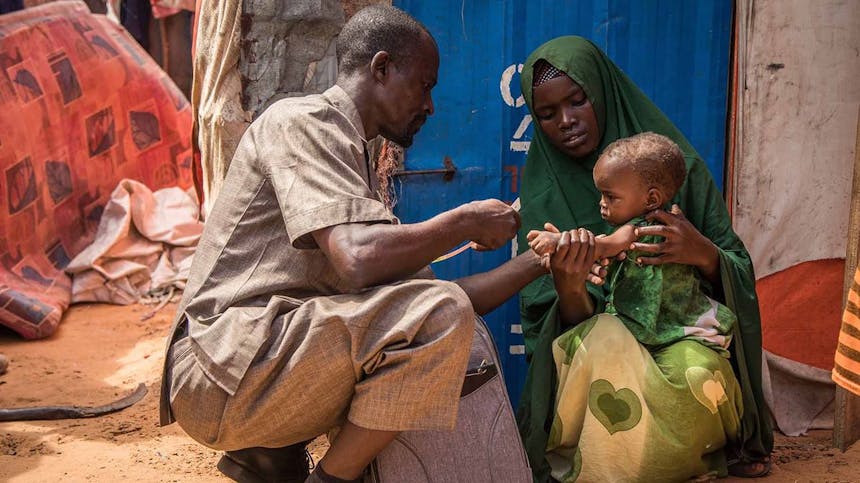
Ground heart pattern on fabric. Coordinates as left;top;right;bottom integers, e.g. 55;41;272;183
587;379;642;434
685;366;728;415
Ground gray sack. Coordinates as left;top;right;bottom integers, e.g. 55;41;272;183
366;316;532;483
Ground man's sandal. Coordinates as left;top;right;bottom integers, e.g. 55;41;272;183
217;443;312;483
727;456;772;478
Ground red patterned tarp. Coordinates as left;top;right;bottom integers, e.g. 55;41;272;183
0;0;193;338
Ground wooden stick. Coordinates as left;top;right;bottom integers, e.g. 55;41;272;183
0;383;147;422
834;106;860;451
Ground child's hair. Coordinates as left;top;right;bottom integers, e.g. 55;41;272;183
600;132;687;199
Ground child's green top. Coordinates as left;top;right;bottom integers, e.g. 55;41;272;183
605;217;736;356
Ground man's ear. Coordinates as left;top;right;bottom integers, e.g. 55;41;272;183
370;51;391;84
645;187;664;210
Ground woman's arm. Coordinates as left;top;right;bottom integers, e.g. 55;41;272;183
546;227;599;326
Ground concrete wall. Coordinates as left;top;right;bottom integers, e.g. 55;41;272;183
195;0;390;213
240;0;344;117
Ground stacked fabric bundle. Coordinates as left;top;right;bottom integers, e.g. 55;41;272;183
0;1;193;338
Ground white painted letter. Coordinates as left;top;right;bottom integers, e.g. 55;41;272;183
499;63;524;108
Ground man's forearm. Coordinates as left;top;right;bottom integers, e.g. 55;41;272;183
453;251;546;315
319;208;472;290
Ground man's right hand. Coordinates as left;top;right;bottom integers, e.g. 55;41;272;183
460;199;521;250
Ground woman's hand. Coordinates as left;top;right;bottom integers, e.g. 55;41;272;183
630;204;720;282
539;224;595;285
541;223;598;325
536;224;616;285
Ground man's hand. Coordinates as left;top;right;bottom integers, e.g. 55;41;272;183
462;199;521;251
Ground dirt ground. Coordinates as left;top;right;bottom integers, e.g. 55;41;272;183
1;303;858;482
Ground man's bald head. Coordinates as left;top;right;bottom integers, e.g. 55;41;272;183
336;5;436;76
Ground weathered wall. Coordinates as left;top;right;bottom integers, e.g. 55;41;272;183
240;0;344;117
195;0;389;214
731;0;860;437
733;0;860;278
239;0;391;117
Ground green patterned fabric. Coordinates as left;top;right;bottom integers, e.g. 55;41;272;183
606;218;736;356
515;36;773;482
547;314;742;482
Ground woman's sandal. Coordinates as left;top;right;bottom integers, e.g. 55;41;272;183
727;456;772;478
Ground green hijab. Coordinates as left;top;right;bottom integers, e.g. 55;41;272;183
515;36;772;481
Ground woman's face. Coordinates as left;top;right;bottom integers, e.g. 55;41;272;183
531;75;601;159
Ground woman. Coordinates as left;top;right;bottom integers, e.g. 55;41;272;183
515;36;773;482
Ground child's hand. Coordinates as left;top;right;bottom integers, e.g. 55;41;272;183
527;230;562;257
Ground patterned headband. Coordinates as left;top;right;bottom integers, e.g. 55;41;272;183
533;60;566;87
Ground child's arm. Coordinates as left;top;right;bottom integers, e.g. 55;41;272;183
530;225;636;261
593;224;637;260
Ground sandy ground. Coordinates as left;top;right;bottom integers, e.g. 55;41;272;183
0;303;858;482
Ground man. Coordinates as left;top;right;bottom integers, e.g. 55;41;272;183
159;5;546;482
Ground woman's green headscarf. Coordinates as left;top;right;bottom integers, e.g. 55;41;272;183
517;36;701;248
515;36;772;481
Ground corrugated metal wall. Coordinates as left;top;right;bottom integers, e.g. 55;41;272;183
393;0;733;404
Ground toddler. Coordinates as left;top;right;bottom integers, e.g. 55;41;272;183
528;132;735;354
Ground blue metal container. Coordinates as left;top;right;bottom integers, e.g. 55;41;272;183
392;0;732;406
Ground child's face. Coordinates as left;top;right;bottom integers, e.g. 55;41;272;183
593;156;651;225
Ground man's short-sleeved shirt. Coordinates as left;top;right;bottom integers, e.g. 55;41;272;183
178;86;397;395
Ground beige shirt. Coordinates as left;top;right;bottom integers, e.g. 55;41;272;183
176;86;396;395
